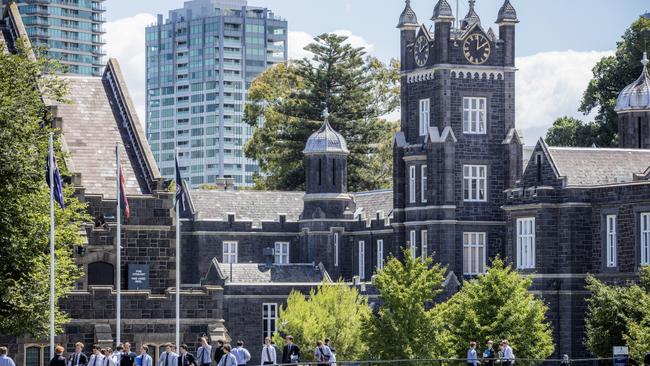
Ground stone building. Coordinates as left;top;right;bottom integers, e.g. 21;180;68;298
2;0;650;364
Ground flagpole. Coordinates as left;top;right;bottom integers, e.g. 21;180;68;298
116;143;121;346
175;148;180;348
49;132;55;359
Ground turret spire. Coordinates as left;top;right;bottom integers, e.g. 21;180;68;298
461;0;481;29
496;0;519;24
431;0;455;22
397;0;418;29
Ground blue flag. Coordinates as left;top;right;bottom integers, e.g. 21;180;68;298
46;154;65;209
175;155;186;211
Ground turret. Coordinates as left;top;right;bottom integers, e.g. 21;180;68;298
461;0;481;30
615;52;650;149
397;0;418;72
431;0;454;64
496;0;518;67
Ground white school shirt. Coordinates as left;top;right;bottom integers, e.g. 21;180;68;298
230;348;250;366
218;354;236;366
260;346;276;365
196;346;212;365
141;355;153;366
159;352;178;366
314;346;331;362
89;354;105;366
0;355;16;366
502;346;515;363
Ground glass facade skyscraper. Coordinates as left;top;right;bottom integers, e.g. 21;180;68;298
145;0;288;187
2;0;106;76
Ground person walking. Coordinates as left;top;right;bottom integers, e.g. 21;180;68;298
50;346;67;366
231;342;250;366
314;341;331;366
483;340;495;366
260;338;275;366
500;340;515;366
216;346;236;366
213;340;225;366
159;344;178;366
0;347;16;366
69;343;89;366
120;343;136;366
89;345;105;366
197;337;212;366
323;339;335;366
139;346;153;366
101;349;116;366
179;345;196;366
112;345;123;366
467;342;478;366
281;336;300;364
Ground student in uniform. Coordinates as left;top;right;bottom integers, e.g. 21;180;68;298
230;342;250;366
314;341;331;366
69;343;89;366
323;339;335;366
500;340;515;366
159;344;178;366
139;346;153;366
112;345;123;366
260;338;275;366
0;346;16;366
483;340;496;366
89;345;105;366
196;338;212;366
467;342;478;366
50;346;67;366
120;343;136;366
101;349;116;366
216;346;236;366
178;345;196;366
213;340;225;366
281;336;300;364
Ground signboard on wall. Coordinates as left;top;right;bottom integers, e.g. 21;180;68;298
613;346;629;366
128;264;150;290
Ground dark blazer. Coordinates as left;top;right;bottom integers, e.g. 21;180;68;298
281;344;300;364
179;353;196;366
51;355;67;366
120;352;136;366
68;353;89;366
213;346;224;364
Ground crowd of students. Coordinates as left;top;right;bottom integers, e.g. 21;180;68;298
467;340;515;366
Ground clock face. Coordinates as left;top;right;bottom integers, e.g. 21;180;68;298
414;36;430;67
463;33;491;65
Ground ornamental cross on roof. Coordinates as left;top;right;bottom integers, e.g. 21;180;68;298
643;51;649;68
322;108;330;121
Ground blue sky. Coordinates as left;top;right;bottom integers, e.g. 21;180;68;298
104;0;650;144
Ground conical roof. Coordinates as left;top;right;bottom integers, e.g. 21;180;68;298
615;52;650;113
461;0;481;29
496;0;518;23
303;110;349;155
397;0;418;28
431;0;455;22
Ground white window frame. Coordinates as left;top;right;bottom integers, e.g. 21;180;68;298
463;232;486;275
223;241;238;264
409;165;416;203
377;239;384;270
262;303;278;340
516;218;536;269
358;241;365;279
419;98;430;136
421;230;428;261
641;213;650;266
274;242;290;265
606;215;617;268
463;97;487;134
410;230;417;259
333;233;339;267
463;165;487;202
421;165;428;203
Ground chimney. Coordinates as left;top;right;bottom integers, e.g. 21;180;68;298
215;177;235;191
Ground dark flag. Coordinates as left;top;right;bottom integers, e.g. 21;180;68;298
175;155;187;211
119;167;130;219
46;154;65;209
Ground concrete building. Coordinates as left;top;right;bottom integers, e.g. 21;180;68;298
144;0;288;188
1;0;106;76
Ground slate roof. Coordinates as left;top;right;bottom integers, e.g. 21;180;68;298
353;190;393;219
496;0;518;23
217;263;327;284
546;146;650;186
397;0;418;28
431;0;454;21
190;190;305;221
58;76;148;198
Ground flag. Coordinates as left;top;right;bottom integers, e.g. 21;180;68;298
46;154;65;209
119;167;130;219
175;155;186;211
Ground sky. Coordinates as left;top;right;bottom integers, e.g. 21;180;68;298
104;0;650;145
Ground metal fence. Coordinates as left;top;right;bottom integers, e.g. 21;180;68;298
269;358;619;366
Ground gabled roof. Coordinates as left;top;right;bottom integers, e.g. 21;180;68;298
543;142;650;187
57;60;163;198
353;190;393;219
211;262;328;284
425;126;457;144
190;190;305;222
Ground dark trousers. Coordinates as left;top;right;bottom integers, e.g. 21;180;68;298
263;363;273;365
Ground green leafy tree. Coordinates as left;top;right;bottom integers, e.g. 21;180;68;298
363;251;449;360
437;258;554;361
273;281;371;361
0;38;89;337
548;16;650;147
244;33;400;191
544;116;601;147
585;268;650;361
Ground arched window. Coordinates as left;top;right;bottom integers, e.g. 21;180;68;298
25;346;41;366
88;261;115;286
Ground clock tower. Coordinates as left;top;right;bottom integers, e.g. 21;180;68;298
393;0;522;279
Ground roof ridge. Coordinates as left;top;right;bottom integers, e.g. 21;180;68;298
549;146;650;153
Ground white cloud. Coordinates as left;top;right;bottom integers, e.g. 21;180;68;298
287;29;375;61
105;13;156;128
515;50;613;144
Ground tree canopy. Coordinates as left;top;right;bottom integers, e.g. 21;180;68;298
545;16;650;147
363;252;449;360
244;33;400;191
0;39;89;337
273;281;371;361
437;258;555;360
